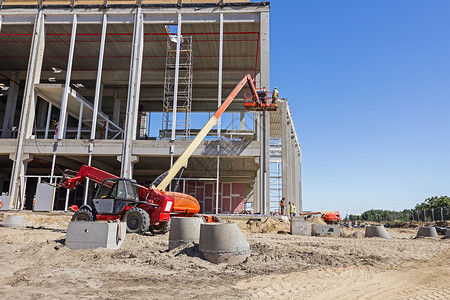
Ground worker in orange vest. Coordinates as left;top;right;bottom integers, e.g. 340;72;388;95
279;197;285;215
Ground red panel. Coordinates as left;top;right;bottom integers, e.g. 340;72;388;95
223;183;230;197
187;182;196;195
222;198;231;213
205;183;213;198
195;187;204;202
204;198;212;213
232;197;245;213
232;183;245;196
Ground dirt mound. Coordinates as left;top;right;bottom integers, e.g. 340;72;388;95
311;216;327;225
230;218;290;234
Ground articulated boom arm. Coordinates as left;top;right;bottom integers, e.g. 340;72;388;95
61;165;118;190
155;74;258;191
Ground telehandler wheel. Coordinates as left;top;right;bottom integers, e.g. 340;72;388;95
71;209;94;222
124;207;150;234
149;221;170;234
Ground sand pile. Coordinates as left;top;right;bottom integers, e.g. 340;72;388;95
230;218;290;233
311;216;327;225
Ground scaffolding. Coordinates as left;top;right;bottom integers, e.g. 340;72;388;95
161;36;193;140
138;112;148;139
269;138;282;213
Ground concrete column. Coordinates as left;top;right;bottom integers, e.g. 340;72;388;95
295;147;302;211
9;11;45;210
112;89;120;126
36;98;47;130
77;103;83;139
57;14;77;139
289;134;297;210
259;11;270;214
281;101;289;202
1;71;19;138
91;14;108;140
44;102;52;139
121;8;144;178
240;111;245;130
217;12;223;137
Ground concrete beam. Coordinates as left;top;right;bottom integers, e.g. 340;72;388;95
0;6;267;25
19;139;260;157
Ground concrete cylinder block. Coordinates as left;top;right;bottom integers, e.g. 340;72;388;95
168;217;204;250
364;225;391;239
0;215;25;228
199;223;250;264
416;226;438;238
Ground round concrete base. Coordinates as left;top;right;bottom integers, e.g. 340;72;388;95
364;225;390;239
416;226;438;238
0;215;25;228
168;217;203;250
199;223;250;264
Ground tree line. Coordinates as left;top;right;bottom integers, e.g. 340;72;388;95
345;196;450;222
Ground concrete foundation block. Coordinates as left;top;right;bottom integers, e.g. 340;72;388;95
442;228;450;239
168;217;203;250
416;226;438;238
312;224;340;237
199;223;250;264
365;225;391;239
65;221;126;250
0;196;11;211
290;217;311;235
0;215;25;228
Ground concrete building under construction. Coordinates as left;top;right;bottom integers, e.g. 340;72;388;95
0;0;301;215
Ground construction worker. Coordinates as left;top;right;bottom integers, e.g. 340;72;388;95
258;87;267;104
289;202;296;220
280;197;285;215
272;87;279;104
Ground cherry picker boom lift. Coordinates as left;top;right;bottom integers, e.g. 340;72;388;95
60;74;277;234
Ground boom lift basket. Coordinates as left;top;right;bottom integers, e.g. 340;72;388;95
243;90;278;111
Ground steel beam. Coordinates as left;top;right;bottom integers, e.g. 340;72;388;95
57;14;77;139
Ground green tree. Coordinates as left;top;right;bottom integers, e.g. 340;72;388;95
415;196;450;210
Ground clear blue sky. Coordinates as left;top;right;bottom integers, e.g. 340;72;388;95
270;1;450;214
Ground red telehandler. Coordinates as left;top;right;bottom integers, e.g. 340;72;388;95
60;74;277;234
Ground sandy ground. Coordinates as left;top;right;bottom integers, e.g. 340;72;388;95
0;212;449;300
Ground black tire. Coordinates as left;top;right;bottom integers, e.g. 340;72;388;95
149;221;170;234
123;207;150;234
71;209;94;222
